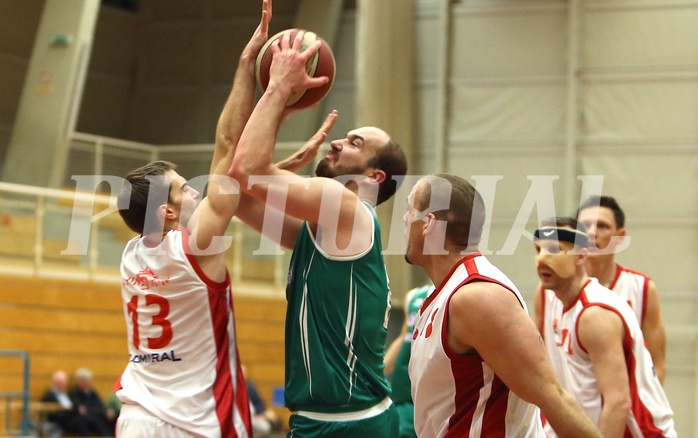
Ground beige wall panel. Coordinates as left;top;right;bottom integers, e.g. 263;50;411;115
90;7;137;77
580;152;698;216
584;81;698;140
449;84;566;142
130;91;202;144
609;224;698;322
451;4;567;77
415;86;438;172
332;14;356;84
483;222;540;304
415;151;437;176
414;10;440;80
0;0;44;55
447;152;568;220
142;24;206;87
663;326;698;437
584;5;698;68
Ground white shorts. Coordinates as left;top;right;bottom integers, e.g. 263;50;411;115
116;404;202;438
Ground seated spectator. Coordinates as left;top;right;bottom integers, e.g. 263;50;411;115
243;365;282;437
105;392;122;435
67;367;112;436
40;370;77;437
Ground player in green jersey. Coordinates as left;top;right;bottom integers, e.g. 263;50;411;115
229;27;408;437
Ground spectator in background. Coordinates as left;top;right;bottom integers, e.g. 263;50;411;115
105;392;122;435
68;367;112;436
242;365;282;437
40;370;77;437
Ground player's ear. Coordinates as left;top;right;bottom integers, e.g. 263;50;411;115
161;204;177;221
575;247;588;265
371;169;386;184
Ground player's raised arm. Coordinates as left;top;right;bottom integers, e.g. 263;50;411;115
188;0;270;269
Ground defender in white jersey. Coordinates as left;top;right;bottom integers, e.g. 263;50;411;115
533;218;675;437
113;3;277;435
117;229;250;437
533;196;667;383
403;174;601;438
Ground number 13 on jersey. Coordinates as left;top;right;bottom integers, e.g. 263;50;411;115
127;294;173;349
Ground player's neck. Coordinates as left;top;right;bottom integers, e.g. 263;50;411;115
142;226;174;246
426;252;475;289
552;272;589;308
584;256;616;287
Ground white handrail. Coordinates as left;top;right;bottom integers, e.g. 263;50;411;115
0;180;286;294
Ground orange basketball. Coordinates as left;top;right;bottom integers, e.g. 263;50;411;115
255;29;336;109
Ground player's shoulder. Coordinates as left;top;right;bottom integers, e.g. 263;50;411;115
451;281;521;314
616;263;651;280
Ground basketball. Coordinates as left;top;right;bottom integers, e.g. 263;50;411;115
255;29;336;109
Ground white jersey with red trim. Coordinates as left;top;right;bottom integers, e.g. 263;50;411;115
115;229;251;438
409;253;544;438
610;264;650;326
541;278;675;437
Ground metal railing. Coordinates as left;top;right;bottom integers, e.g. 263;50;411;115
0;181;289;295
0;131;321;292
0;350;30;436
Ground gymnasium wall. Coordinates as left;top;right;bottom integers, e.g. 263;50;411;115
413;0;698;435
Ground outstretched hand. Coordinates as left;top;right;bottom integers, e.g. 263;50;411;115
276;110;338;172
268;30;329;94
241;0;272;63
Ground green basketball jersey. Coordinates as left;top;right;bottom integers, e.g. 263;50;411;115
390;285;431;404
285;202;392;414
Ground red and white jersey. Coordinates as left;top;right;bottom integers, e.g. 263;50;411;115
541;278;675;437
610;264;650;326
115;229;251;438
409;253;544;438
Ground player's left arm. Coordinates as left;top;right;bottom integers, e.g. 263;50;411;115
642;280;666;383
188;0;271;276
448;283;602;437
578;306;631;438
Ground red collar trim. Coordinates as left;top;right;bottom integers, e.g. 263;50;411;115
564;277;593;313
420;252;482;312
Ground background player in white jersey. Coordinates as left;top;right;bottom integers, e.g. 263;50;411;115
403;174;601;438
576;195;666;383
533;217;675;437
229;28;407;437
533;195;667;384
113;2;274;436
